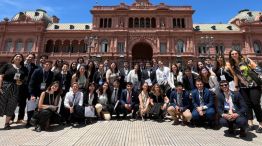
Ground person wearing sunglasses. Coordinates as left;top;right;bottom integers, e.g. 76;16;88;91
217;80;248;137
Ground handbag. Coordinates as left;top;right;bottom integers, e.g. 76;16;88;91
149;103;162;115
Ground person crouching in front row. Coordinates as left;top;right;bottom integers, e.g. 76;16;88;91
36;81;62;132
120;82;139;121
64;82;84;125
191;79;216;127
218;80;248;137
167;82;192;126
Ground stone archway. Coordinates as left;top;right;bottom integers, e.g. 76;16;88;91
132;42;153;64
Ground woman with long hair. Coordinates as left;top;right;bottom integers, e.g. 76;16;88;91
86;61;96;83
127;64;142;92
149;83;169;120
168;63;183;89
228;49;262;133
35;81;61;132
106;62;120;87
0;54;28;130
199;67;219;95
95;82;112;120
139;82;150;121
71;65;89;92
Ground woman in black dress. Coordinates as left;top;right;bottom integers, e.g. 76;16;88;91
0;53;28;130
36;81;61;132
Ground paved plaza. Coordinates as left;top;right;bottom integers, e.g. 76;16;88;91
0;116;262;146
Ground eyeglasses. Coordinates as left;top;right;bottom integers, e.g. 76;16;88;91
220;84;228;87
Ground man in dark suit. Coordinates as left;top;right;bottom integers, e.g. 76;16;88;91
217;80;247;137
167;82;192;125
36;55;48;69
192;79;215;127
119;61;130;89
108;79;122;119
141;62;156;86
120;82;139;121
28;60;54;125
183;66;199;92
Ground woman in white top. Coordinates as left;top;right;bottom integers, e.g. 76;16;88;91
127;64;142;92
71;65;88;91
168;64;183;89
139;82;150;121
199;67;219;95
95;82;111;120
106;62;120;87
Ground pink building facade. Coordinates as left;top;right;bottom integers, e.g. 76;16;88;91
0;0;262;65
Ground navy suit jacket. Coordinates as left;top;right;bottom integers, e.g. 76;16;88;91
110;87;122;104
83;91;98;107
29;68;54;97
169;90;190;110
217;90;247;117
141;68;156;85
120;89;138;107
191;88;214;109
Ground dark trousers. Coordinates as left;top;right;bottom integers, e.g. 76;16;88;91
121;104;139;118
240;87;262;122
192;107;216;123
11;85;28;121
38;109;61;129
64;105;85;123
108;103;121;117
219;116;247;129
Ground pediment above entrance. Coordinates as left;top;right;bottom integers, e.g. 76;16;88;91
133;0;152;7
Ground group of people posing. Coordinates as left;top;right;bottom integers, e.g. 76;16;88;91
0;49;261;137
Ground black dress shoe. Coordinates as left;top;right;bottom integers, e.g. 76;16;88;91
35;125;41;132
239;128;247;137
4;123;11;130
256;127;262;133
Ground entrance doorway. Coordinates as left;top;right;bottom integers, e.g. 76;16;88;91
132;42;153;64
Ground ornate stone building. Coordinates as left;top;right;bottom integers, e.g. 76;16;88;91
0;0;262;65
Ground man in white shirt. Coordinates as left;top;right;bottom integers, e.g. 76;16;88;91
64;82;84;124
156;60;170;95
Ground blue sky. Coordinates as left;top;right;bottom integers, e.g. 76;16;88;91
0;0;261;24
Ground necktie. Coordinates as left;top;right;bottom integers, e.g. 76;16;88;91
127;92;131;104
114;89;117;102
199;91;204;106
177;93;182;106
72;93;76;106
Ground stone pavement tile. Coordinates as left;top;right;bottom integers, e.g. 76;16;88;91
22;136;57;146
48;136;80;146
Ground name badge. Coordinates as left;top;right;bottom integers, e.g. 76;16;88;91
62;85;66;90
14;73;21;80
99;79;103;86
220;75;226;81
224;102;230;110
40;83;46;90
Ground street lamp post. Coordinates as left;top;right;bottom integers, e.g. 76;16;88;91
200;35;214;57
84;36;98;59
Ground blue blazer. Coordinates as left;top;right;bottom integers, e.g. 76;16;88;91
191;88;214;109
169;90;190;110
120;89;138;107
217;90;247;117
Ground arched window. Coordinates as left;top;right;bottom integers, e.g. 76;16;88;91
71;40;79;53
173;18;177;28
45;40;54;53
54;40;62;53
128;18;133;28
140;18;145;28
253;41;262;54
63;40;71;52
215;44;225;55
134;18;139;28
101;40;109;52
15;39;23;52
146;18;150;28
108;18;112;28
100;18;103;28
198;44;207;54
151;18;156;28
26;39;34;52
4;39;12;51
79;40;85;53
176;40;185;53
232;43;242;52
104;18;108;28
